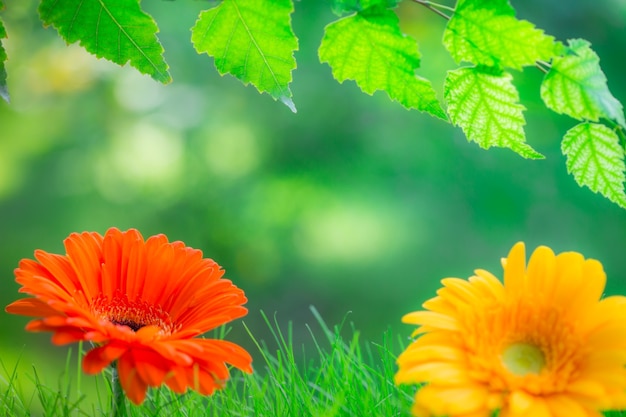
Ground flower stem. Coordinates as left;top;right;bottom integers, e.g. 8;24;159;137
110;364;127;417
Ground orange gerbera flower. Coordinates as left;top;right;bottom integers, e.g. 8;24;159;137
5;227;252;404
396;242;626;417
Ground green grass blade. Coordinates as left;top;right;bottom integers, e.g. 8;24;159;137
0;0;8;103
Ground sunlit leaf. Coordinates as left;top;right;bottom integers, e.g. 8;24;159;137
319;7;446;119
331;0;401;15
0;0;8;102
444;66;543;159
331;0;360;15
444;0;559;69
561;122;626;207
191;0;299;112
38;0;170;83
541;39;626;128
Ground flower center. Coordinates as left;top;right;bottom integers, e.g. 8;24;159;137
91;292;177;335
501;342;546;376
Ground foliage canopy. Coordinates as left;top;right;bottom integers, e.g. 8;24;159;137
0;0;625;207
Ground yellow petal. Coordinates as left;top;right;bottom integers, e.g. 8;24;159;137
395;362;469;385
506;391;551;417
574;258;606;308
550;251;585;308
565;379;608;399
469;270;505;301
416;385;489;416
577;355;626;387
543;394;597;417
580;296;626;335
402;311;459;331
410;401;434;417
525;246;556;298
409;331;459;348
397;344;463;366
439;278;483;307
503;242;526;296
586;323;626;351
507;390;534;414
422;296;457;316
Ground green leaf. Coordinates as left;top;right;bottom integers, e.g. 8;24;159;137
38;0;170;84
562;122;626;208
331;0;361;15
0;0;8;103
331;0;401;15
444;66;543;159
541;39;626;128
191;0;299;112
319;8;446;119
444;0;559;69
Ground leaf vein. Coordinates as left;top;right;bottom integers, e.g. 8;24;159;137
232;0;283;94
95;0;164;78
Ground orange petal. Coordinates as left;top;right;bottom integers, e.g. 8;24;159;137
132;349;170;387
117;352;148;405
5;298;59;317
64;231;104;300
135;325;162;342
164;366;189;393
196;367;223;395
175;339;253;373
83;344;128;374
33;251;80;297
149;342;194;367
50;328;91;345
124;238;148;301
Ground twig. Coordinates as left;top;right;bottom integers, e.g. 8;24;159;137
411;0;452;20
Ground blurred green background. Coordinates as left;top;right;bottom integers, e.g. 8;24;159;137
1;0;625;406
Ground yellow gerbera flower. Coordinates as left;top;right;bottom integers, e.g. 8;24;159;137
395;242;626;417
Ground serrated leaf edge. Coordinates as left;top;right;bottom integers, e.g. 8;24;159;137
319;10;446;119
445;6;558;70
192;0;298;111
38;0;171;84
444;66;543;159
562;122;626;208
